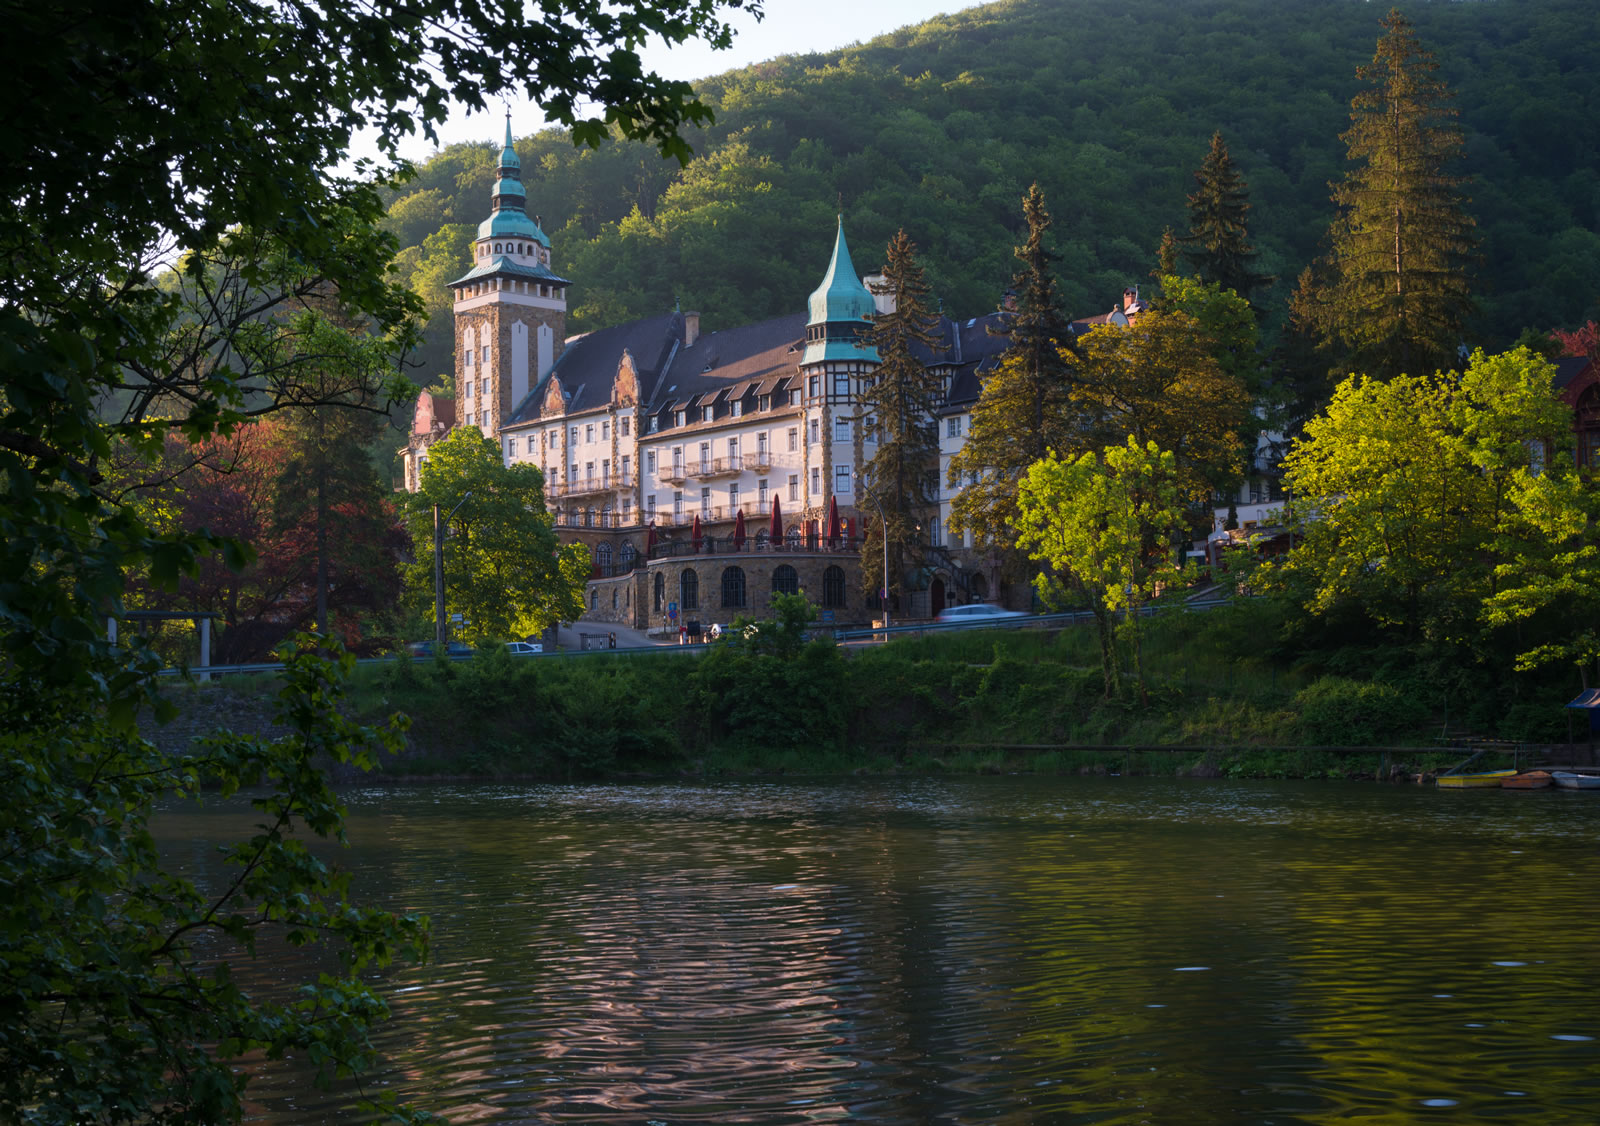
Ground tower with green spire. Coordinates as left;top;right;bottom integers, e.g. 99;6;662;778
449;116;570;442
798;217;881;537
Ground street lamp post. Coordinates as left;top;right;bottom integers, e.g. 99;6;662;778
857;473;890;632
433;492;473;647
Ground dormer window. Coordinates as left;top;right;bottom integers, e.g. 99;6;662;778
703;405;714;423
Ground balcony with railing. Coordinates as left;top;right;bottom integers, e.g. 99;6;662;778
647;533;863;559
547;472;625;499
553;510;646;530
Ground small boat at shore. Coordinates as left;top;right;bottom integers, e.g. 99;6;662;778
1437;769;1518;789
1501;770;1553;789
1551;771;1600;791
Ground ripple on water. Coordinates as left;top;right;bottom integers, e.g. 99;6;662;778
156;777;1600;1124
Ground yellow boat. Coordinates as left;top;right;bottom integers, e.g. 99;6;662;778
1437;768;1517;789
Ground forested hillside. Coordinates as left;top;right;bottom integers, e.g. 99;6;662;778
385;0;1599;381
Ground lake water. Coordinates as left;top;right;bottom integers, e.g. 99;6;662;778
155;777;1600;1124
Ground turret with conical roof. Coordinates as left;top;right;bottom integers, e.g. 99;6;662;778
803;218;878;366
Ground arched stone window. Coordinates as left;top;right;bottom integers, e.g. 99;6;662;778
620;542;637;570
597;543;613;571
585;507;595;527
772;564;799;597
721;566;746;609
494;242;502;253
754;528;769;550
822;565;847;608
654;571;664;611
680;568;699;611
786;524;802;549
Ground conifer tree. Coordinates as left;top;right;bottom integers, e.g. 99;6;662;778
1314;8;1476;379
1181;132;1273;305
949;184;1078;556
857;230;943;610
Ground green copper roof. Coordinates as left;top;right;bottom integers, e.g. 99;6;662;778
474;118;549;247
450;255;570;288
803;218;878;366
477;209;550;246
807;218;876;328
499;118;520;171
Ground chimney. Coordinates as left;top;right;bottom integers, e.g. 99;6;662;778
864;273;896;316
684;311;701;348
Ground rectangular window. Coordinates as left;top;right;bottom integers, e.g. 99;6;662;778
585;424;594;443
809;419;819;445
731;400;742;417
569;464;578;482
810;467;820;494
835;465;852;494
790;389;802;406
507;437;517;456
727;437;739;461
621;455;630;479
673;491;683;517
787;427;798;452
788;474;799;501
758;478;768;504
729;483;740;509
703;405;714;423
620;417;630;437
646;494;657;519
672;446;683;473
585;461;595;480
700;487;711;515
570;426;578;445
699;442;711;473
601;420;609;440
466;411;475;425
464;380;473;399
646;450;656;475
479;380;486;399
674;410;685;428
864;415;877;443
834;418;850;442
759;394;770;411
621;497;632;519
481;346;490;364
602;459;610;481
757;431;769;458
932;518;943;547
807;376;820;398
834;373;849;397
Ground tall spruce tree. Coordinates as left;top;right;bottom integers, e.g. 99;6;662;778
949;184;1077;556
858;230;943;611
1180;132;1273;306
1314;8;1476;379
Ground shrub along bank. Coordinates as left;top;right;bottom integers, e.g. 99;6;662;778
249;598;1572;781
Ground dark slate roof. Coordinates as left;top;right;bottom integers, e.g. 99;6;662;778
922;311;1010;412
506;312;683;424
655;312;808;408
1553;355;1592;391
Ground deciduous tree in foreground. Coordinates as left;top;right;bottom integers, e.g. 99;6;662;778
0;0;756;1120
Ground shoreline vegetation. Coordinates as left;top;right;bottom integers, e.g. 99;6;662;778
156;601;1592;784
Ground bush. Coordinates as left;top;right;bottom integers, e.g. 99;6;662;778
1293;676;1428;745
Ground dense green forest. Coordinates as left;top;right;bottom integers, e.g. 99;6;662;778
384;0;1599;381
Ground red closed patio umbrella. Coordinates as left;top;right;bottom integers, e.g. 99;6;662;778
645;521;658;559
691;513;702;553
732;508;747;550
825;495;841;547
769;496;782;545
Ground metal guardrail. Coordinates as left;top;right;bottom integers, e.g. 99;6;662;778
157;598;1237;677
833;598;1233;642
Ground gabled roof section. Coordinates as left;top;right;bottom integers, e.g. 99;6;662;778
506;312;683;425
661;313;808;403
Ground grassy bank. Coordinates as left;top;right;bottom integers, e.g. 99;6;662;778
160;600;1578;781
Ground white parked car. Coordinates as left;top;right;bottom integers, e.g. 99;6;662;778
935;603;1027;624
505;641;544;655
